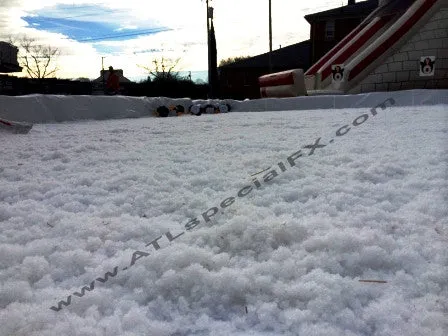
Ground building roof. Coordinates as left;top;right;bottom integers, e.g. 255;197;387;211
219;40;311;70
305;0;379;22
305;0;416;23
93;69;131;83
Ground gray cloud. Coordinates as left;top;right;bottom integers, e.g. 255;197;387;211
0;0;28;40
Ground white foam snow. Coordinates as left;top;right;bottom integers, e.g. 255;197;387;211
0;91;447;335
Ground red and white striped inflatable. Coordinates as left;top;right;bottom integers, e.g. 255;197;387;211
0;118;33;134
259;69;307;98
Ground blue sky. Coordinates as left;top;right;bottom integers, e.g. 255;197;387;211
2;0;344;80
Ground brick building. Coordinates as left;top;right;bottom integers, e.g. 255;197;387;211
219;40;311;99
304;0;379;65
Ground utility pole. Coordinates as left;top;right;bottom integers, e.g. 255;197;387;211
101;56;106;88
206;0;210;33
206;0;211;97
269;0;273;73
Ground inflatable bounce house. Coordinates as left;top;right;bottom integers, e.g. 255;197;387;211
260;0;448;97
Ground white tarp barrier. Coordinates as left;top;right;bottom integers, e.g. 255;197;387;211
0;89;447;124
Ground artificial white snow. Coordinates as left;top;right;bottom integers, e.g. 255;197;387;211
0;91;447;335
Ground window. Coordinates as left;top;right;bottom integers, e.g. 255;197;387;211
325;20;335;40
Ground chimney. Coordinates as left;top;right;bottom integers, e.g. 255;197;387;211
348;0;355;5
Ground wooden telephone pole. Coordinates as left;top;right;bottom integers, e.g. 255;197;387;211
269;0;273;73
206;0;211;96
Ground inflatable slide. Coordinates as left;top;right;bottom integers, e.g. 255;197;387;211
260;0;444;97
305;0;442;94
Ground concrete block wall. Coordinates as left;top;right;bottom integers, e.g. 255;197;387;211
351;7;448;93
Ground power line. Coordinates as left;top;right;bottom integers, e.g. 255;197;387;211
24;15;170;42
23;4;118;21
70;27;172;42
19;4;173;43
40;9;117;20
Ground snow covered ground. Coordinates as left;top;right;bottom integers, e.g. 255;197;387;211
0;91;447;335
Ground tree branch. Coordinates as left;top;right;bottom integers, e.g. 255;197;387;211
14;35;60;78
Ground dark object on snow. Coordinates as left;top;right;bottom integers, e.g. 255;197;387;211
175;105;185;113
0;118;33;134
157;105;170;117
170;105;185;116
217;103;231;113
204;104;217;114
188;102;232;116
189;104;203;116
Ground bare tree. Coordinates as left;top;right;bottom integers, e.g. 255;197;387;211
10;36;60;79
138;57;182;81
